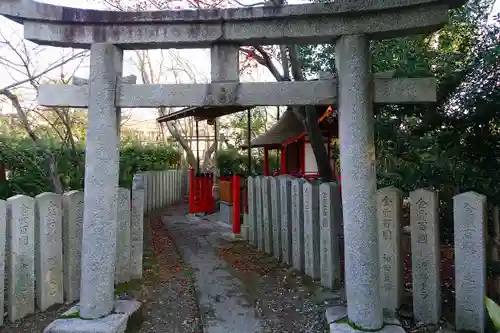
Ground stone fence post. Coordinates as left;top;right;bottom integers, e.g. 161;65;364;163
131;175;145;279
454;192;486;333
377;187;403;317
7;195;35;322
410;188;440;324
291;178;305;272
35;193;64;311
319;182;342;290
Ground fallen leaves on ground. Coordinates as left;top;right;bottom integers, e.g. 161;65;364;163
218;242;283;276
139;210;202;333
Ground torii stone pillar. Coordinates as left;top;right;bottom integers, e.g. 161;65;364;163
335;35;381;329
79;43;123;319
62;54;137;320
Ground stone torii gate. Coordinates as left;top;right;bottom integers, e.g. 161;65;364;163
0;0;462;332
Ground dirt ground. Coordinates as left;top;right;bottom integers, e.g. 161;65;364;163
216;241;341;333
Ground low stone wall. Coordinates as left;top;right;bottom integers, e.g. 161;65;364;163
0;186;145;326
247;176;489;333
139;169;188;213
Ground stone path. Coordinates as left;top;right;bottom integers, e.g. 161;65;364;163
163;204;344;333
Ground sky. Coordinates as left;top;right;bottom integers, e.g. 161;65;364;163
0;0;499;126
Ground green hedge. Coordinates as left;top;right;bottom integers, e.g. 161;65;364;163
0;137;180;199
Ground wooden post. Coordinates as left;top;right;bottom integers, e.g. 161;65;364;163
232;174;241;234
280;147;287;174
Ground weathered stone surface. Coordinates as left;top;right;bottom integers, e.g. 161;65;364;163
303;182;320;279
1;0;461;24
0;200;6;326
172;171;179;203
335;34;382;329
280;176;293;265
19;2;453;49
270;177;282;260
159;172;165;207
377;187;403;317
247;177;257;247
178;170;184;200
166;171;171;206
167;170;174;208
132;173;144;191
43;300;141;333
219;201;233;226
161;171;166;206
454;191;486;333
326;305;405;333
174;171;179;202
262;177;273;254
410;188;441;324
211;44;239;82
6;195;35;322
62;190;84;303
79;43;122;319
35;192;64;311
319;182;342;290
291;178;305;272
255;176;264;251
152;172;158;210
116;188;131;284
40;78;437;109
493;206;500;294
168;171;173;205
72;74;136;86
242;215;249;240
146;172;153;213
167;171;172;205
130;187;144;279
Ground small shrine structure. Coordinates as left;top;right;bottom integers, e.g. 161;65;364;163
242;105;339;180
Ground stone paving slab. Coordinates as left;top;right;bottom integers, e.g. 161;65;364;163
162;213;263;333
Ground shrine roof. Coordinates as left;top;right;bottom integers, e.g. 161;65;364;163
156;106;251;123
240;106;337;149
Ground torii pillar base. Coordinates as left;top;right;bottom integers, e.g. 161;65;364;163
326;305;405;333
43;300;142;333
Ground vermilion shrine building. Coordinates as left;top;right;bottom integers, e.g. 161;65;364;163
157;103;340;234
244;105;339;180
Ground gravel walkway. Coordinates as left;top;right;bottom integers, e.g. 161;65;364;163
162;205;344;333
217;241;343;333
137;208;202;333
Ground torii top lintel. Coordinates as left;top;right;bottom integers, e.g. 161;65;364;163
0;0;464;49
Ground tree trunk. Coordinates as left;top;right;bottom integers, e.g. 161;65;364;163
291;106;334;182
164;121;198;171
158;107;199;171
304;106;334;182
0;90;64;193
202;139;217;170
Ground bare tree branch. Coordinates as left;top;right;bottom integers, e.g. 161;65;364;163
0;50;87;93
